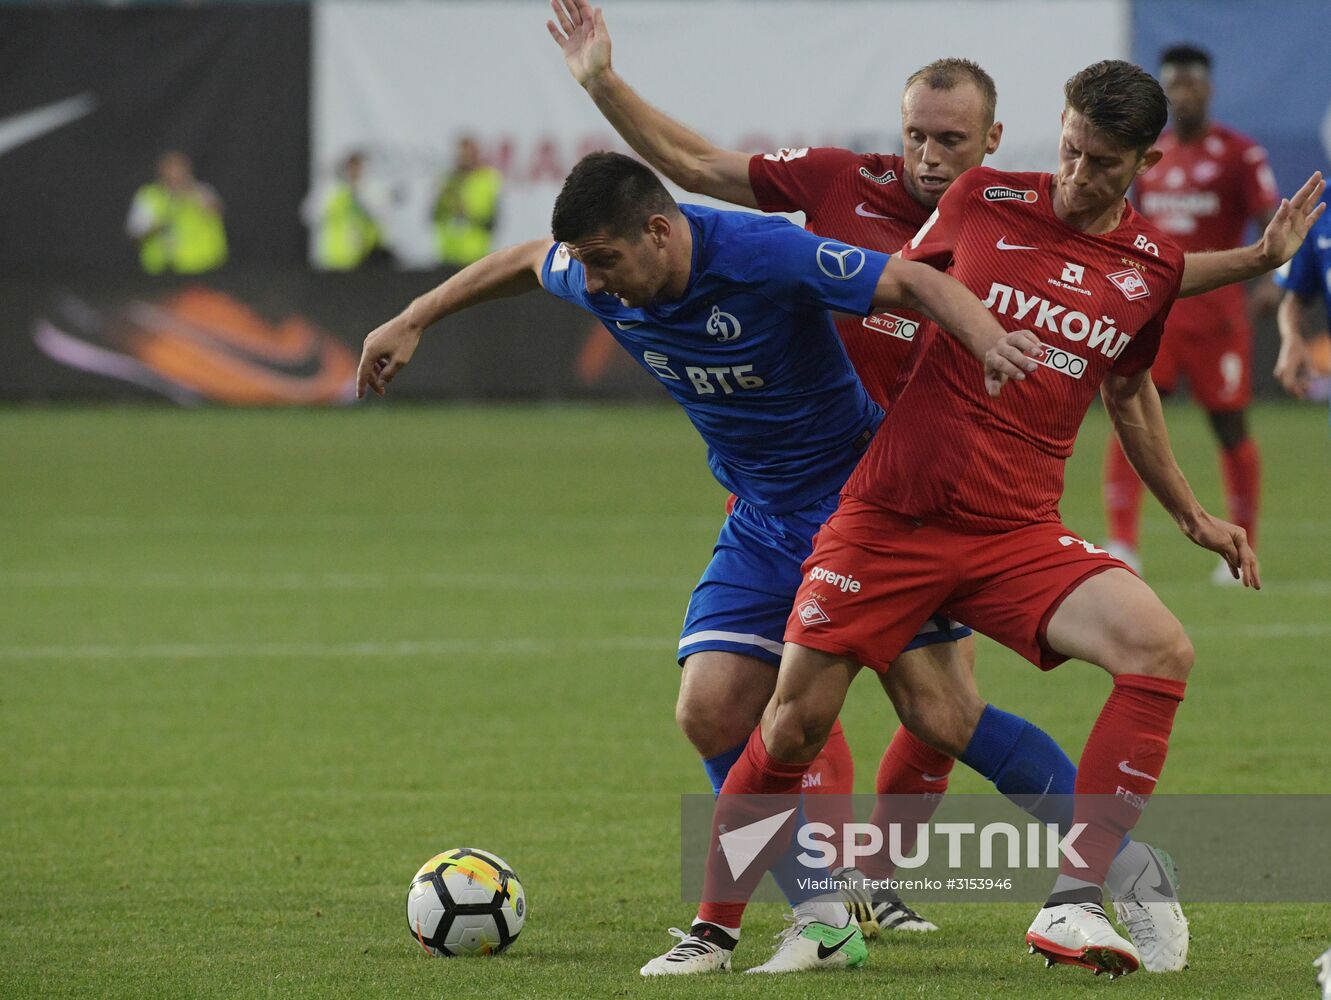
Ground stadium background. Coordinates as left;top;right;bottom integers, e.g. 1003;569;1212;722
3;2;1329;999
2;0;1328;402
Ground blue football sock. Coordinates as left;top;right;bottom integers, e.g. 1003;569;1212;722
702;743;745;796
960;704;1076;831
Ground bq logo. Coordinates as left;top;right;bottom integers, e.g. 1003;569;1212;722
983;186;1039;204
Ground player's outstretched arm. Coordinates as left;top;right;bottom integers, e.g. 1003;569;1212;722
873;257;1039;396
1101;371;1260;588
1178;171;1325;297
1274;290;1313;398
546;0;757;207
356;239;552;399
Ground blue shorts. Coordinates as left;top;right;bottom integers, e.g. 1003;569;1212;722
677;493;971;666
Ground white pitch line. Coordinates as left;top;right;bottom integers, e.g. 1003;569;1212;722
1;623;1326;662
0;636;673;662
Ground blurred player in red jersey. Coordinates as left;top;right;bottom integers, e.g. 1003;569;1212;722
550;1;1324;975
1104;45;1281;582
695;61;1268;979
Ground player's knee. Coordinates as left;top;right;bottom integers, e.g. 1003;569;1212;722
1208;408;1248;450
675;691;756;757
896;691;982;758
762;696;834;763
1130;619;1194;681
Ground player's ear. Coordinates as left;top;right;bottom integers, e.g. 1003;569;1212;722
1136;146;1164;177
645;213;671;248
986;120;1003;155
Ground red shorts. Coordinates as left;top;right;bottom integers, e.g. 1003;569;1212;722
1152;311;1253;412
785;497;1133;672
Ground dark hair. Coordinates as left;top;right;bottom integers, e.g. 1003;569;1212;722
1160;44;1212;72
904;58;998;127
551;151;678;244
1063;60;1168;153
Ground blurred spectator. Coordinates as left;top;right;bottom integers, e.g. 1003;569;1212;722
126;151;228;274
305;150;391;271
433;135;502;268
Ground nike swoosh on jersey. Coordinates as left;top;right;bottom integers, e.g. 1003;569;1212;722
996;236;1038;251
0;93;97;158
816;930;858;959
614;320;641;330
854;202;895;221
1117;760;1158;782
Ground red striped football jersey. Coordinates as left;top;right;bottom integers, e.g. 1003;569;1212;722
846;166;1186;531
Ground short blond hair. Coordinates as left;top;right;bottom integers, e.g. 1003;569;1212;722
904;58;998;126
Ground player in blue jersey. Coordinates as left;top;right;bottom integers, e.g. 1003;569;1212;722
358;151;1037;971
1275;202;1331;410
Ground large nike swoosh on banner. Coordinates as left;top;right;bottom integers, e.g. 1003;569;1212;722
0;93;97;158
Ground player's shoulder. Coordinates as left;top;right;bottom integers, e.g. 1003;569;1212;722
1208;123;1267;161
686;203;809;275
1117;202;1187;275
950;166;1048;207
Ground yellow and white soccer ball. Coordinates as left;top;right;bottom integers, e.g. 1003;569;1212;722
406;848;526;957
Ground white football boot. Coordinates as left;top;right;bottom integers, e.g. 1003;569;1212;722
1109;843;1189;972
744;912;868;974
1026;901;1141;978
639;922;735;976
831;866;880;938
1105;540;1143;576
1210;556;1244;587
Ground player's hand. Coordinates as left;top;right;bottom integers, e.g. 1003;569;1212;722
1182;512;1261;589
1255;170;1326;269
1273;333;1310;398
547;0;611;87
983;329;1041;397
356;311;424;399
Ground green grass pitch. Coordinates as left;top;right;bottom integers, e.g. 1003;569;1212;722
2;400;1328;998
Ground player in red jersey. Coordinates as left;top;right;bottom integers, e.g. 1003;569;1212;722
696;61;1266;979
549;1;1324;974
1104;45;1281;582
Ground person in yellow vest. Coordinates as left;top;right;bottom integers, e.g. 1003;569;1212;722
126;151;228;274
433;135;503;268
308;151;388;271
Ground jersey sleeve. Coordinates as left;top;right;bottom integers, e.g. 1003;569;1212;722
747;146;861;214
897;168;985;270
539;242;590;307
751;219;891;316
1237;141;1280;221
1113;262;1185;378
1274;234;1320;298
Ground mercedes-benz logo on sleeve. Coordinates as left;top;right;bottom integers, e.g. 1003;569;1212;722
816;241;866;280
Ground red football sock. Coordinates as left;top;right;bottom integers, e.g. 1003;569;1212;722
860;727;952;880
698;728;811;929
802;720;855;869
1220;438;1260;549
1062;674;1186;884
1103;434;1144;549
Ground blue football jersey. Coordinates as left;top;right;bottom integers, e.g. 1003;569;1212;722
541;205;890;512
1276;209;1331;328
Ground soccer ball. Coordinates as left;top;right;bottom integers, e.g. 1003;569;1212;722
406;848;526;957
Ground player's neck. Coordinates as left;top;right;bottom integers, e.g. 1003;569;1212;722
1051;184;1127;237
660;216;695;302
1173;118;1210;144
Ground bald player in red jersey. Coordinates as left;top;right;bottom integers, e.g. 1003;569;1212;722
1104;44;1281;580
700;61;1262;979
